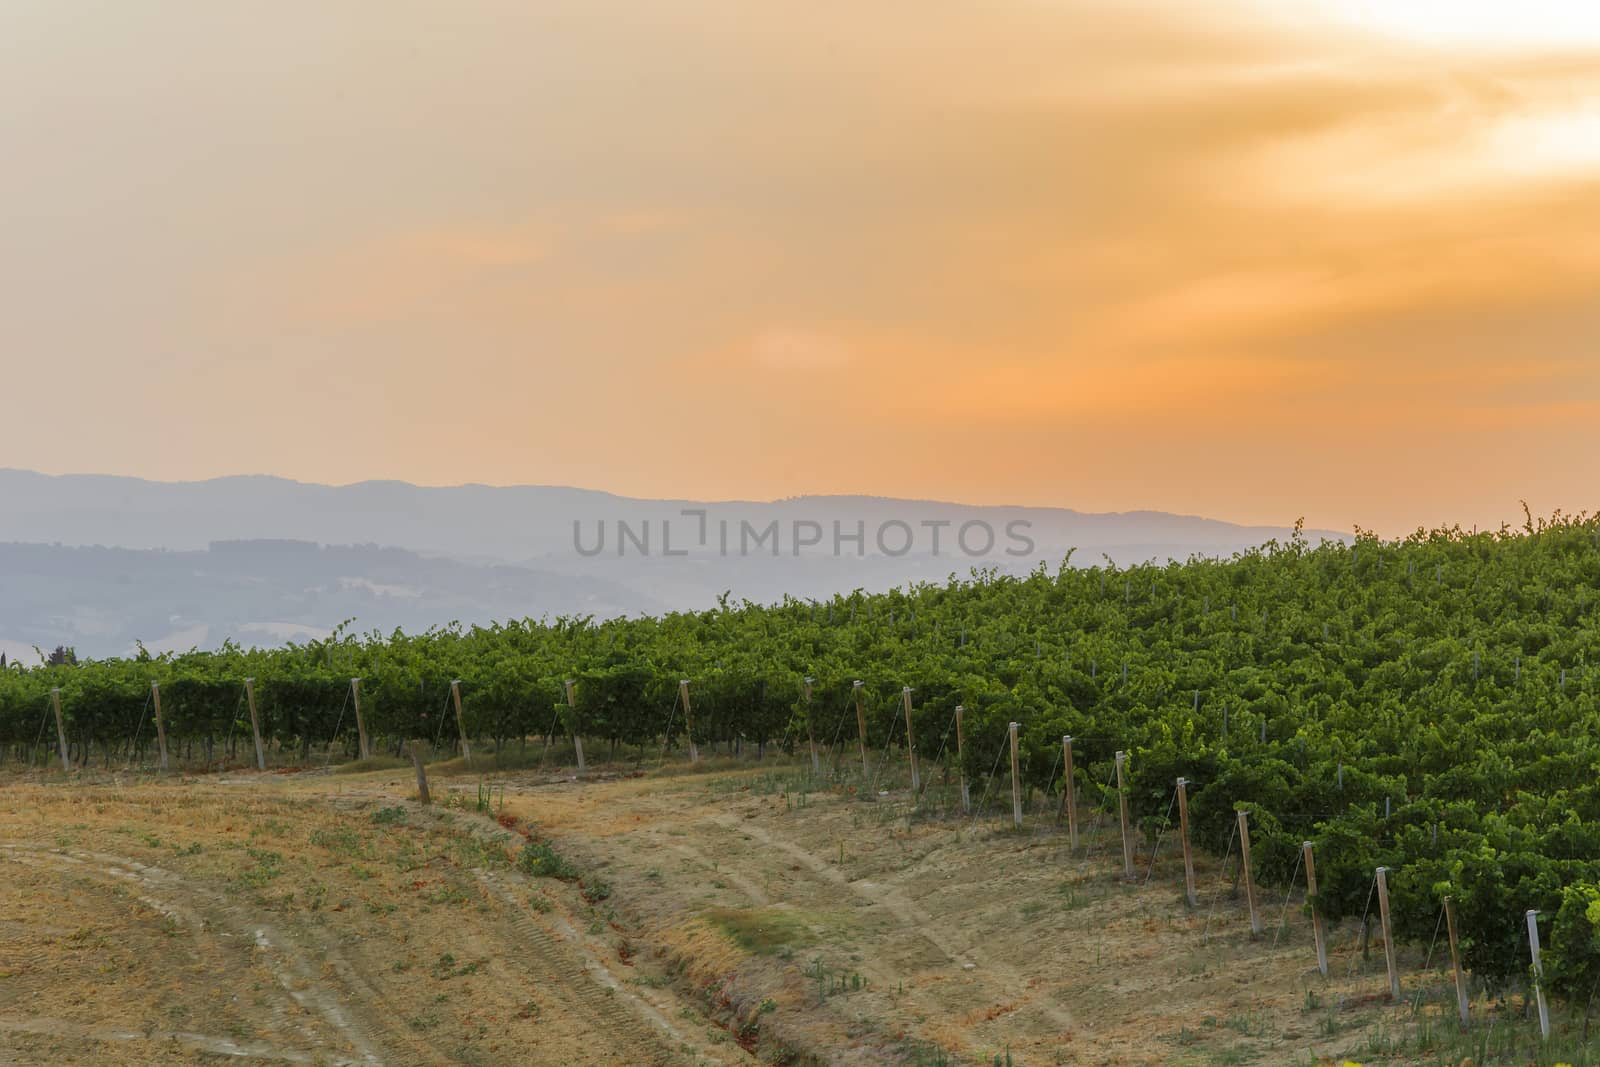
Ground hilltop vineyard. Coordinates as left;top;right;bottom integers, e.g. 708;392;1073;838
7;514;1600;999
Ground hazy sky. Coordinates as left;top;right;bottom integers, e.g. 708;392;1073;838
2;1;1597;534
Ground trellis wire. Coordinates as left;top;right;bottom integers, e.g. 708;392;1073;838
1141;785;1180;886
218;686;244;769
1071;764;1123;874
540;702;568;764
1407;902;1449;1013
1345;874;1380;979
1200;821;1240;943
825;704;853;777
32;695;51;767
655;695;680;767
1270;847;1306;947
432;686;454;750
967;737;1011;831
123;689;153;772
866;707;902;797
920;704;962;808
321;684;353;767
1031;743;1064;818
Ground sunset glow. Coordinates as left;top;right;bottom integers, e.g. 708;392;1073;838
2;1;1597;533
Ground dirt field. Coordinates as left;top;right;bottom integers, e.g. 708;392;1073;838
0;755;1537;1065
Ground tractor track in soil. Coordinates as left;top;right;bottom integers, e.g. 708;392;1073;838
0;784;751;1067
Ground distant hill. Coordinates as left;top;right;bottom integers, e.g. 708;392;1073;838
0;470;1346;658
0;540;659;662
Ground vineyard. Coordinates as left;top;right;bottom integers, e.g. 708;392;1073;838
8;513;1600;1041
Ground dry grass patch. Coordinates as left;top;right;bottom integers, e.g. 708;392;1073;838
704;906;825;957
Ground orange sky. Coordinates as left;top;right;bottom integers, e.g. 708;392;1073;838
2;1;1597;535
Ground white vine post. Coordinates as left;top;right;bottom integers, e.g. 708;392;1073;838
901;687;920;794
564;679;585;773
955;705;970;814
1115;751;1134;878
1059;736;1078;848
150;681;171;772
50;687;69;771
1375;867;1400;999
1008;722;1023;829
243;677;267;771
1444;896;1469;1027
1176;777;1197;906
450;679;472;768
1303;841;1328;976
1237;810;1261;934
803;677;818;774
1527;910;1551;1040
350;677;371;761
852;681;869;779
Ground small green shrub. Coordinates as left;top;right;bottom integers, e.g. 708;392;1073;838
371;806;407;826
518;841;578;880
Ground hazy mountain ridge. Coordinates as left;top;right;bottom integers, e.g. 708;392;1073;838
0;539;660;662
0;470;1347;658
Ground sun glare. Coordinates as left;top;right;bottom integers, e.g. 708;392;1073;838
1310;0;1600;49
1493;105;1600;174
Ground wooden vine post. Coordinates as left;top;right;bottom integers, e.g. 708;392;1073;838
50;687;70;771
1115;751;1134;878
1237;810;1262;934
803;677;819;774
901;687;920;794
1375;867;1400;999
1176;777;1197;907
150;681;171;772
1303;841;1328;976
243;677;267;771
1527;910;1551;1040
852;681;869;779
564;679;585;773
350;677;371;761
410;739;432;805
1444;896;1469;1027
1058;736;1078;848
955;705;970;814
449;679;472;767
1008;721;1023;829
